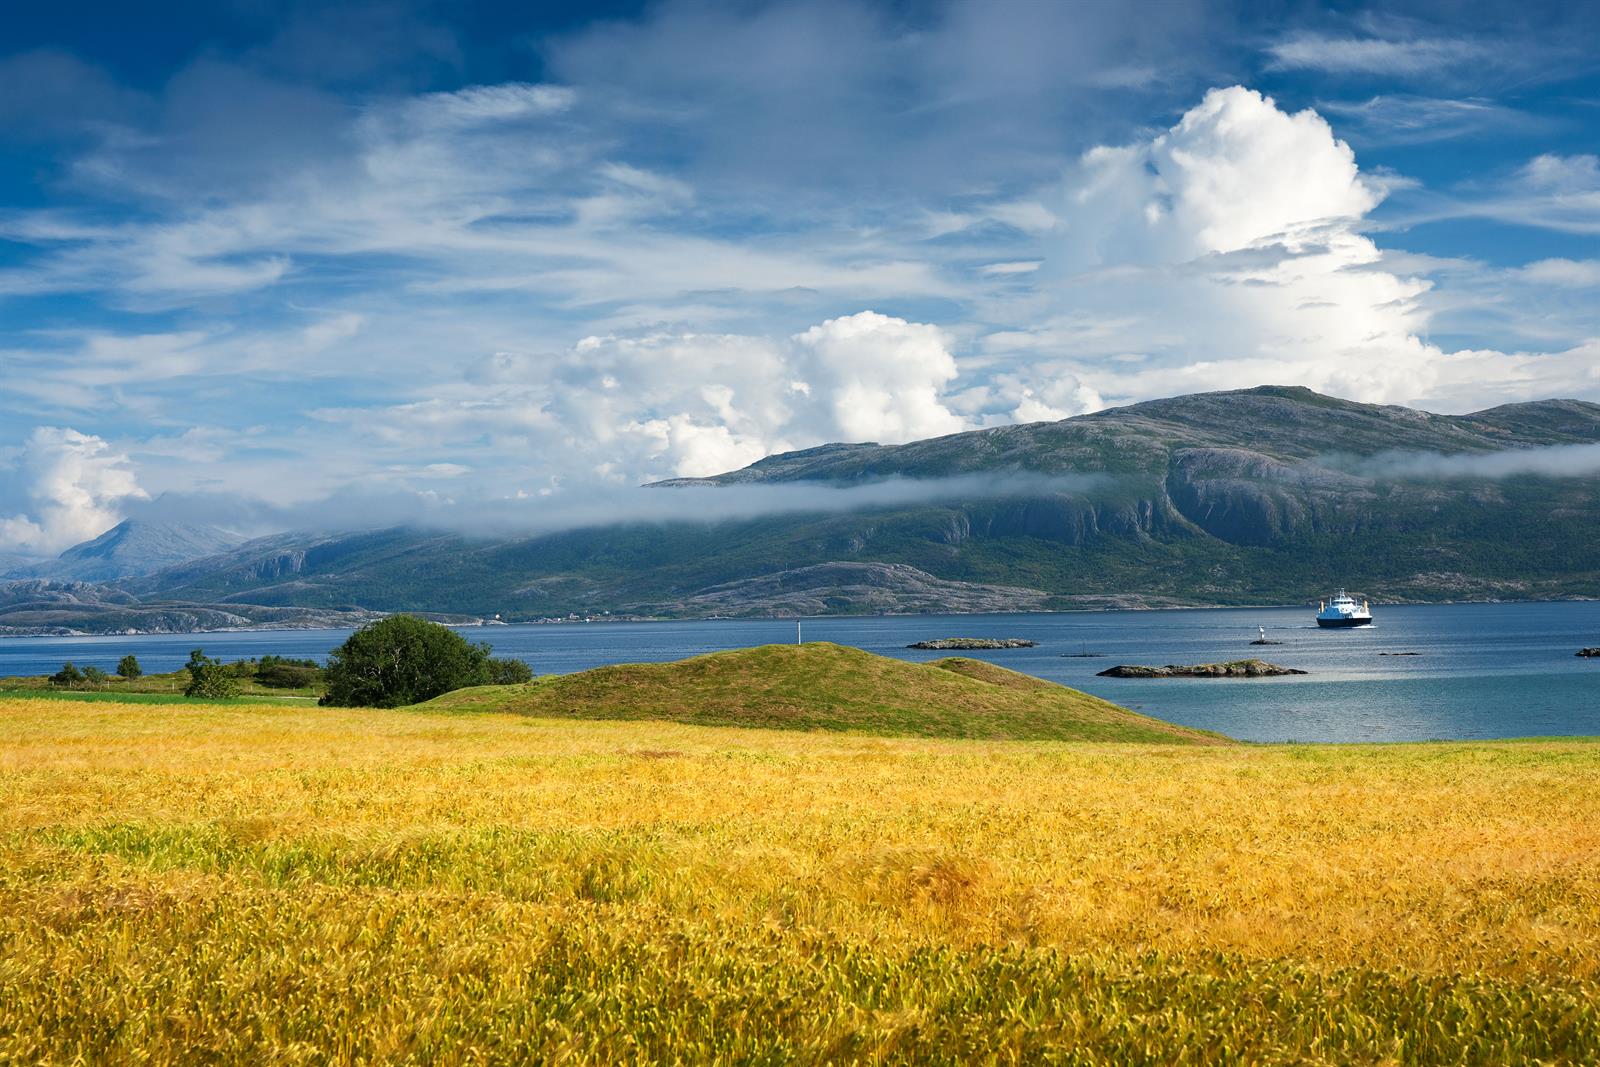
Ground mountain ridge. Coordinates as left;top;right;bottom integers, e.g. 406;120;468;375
5;386;1598;634
653;387;1600;487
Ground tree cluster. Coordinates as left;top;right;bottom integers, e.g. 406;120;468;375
49;662;109;689
184;649;240;699
320;616;533;707
35;619;530;707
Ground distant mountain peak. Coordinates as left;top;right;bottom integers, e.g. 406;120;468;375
18;519;250;582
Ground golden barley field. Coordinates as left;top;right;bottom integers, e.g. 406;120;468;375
3;696;1599;1064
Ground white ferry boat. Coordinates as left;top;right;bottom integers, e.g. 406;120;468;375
1316;591;1372;628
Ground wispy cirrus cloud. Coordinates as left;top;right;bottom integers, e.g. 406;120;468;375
1318;95;1542;145
1516;258;1600;287
1390;153;1600;237
1265;32;1487;75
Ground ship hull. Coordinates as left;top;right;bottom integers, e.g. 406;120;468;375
1316;616;1372;628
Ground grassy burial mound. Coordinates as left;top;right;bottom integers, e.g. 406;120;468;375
423;642;1224;743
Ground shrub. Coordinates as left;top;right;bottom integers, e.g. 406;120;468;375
260;655;320;670
487;657;534;685
116;655;142;680
258;663;323;689
184;649;240;699
81;666;109;688
321;616;494;708
49;663;84;688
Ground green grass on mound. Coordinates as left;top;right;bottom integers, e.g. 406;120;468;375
421;642;1227;743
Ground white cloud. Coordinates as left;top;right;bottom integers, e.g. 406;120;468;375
0;427;147;553
1402;154;1600;238
1265;33;1486;75
1064;87;1380;265
1017;86;1599;411
1520;154;1600;193
1491;155;1600;235
791;312;967;444
2;52;1596;515
1516;259;1600;288
553;330;796;478
1317;95;1534;146
553;311;969;478
406;82;576;126
1352;441;1600;480
306;311;972;484
978;260;1041;276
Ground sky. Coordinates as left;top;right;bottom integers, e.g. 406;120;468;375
1;0;1597;555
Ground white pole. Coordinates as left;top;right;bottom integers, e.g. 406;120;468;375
797;618;802;645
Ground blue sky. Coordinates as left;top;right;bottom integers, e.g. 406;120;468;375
0;0;1597;554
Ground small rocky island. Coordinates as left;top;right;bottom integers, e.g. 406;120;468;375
907;637;1037;650
1097;659;1307;678
1579;648;1600;658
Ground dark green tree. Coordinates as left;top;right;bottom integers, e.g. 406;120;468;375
116;654;142;679
320;616;494;708
81;666;109;688
50;662;84;688
184;649;240;699
487;656;534;685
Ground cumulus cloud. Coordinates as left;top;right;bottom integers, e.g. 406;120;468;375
791;312;967;444
551;331;797;479
1023;86;1599;410
1064;87;1381;264
0;428;147;554
304;310;974;486
548;311;969;479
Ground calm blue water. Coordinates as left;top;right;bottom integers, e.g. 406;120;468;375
3;603;1596;742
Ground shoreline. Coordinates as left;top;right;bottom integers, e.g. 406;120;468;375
3;593;1597;640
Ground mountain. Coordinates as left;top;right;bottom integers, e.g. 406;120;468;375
9;520;249;582
101;386;1600;625
658;387;1600;485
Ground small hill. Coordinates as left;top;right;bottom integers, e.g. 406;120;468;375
421;643;1227;744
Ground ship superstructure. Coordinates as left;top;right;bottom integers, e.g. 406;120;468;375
1316;591;1373;628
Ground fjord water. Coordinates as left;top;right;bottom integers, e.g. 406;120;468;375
2;602;1595;742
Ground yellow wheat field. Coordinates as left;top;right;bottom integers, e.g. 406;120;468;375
3;697;1599;1064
